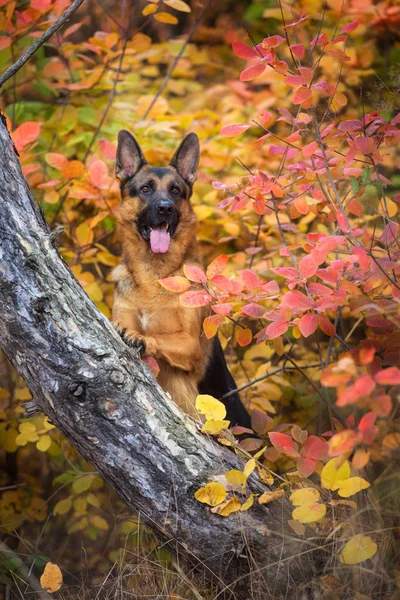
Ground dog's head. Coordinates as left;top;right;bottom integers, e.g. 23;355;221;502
115;131;199;254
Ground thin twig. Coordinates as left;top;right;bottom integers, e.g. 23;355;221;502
0;0;86;89
142;0;212;120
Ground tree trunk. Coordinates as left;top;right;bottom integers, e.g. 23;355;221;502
0;117;314;599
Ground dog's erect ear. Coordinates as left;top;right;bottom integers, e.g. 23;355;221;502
115;130;147;183
170;133;200;186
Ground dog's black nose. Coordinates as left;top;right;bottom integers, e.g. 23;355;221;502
156;200;174;216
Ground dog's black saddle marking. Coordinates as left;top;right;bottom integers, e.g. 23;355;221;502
199;337;251;428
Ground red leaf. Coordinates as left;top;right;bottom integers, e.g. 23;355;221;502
236;328;253;347
212;303;232;316
318;316;336;336
302;141;318;158
241;303;265;318
240;269;261;290
183;264;207;284
31;0;51;10
298;314;318;337
88;159;109;189
206;255;228;279
262;35;285;48
11;122;40;152
358;412;378;444
0;37;11;50
302;435;328;460
220;123;251;137
180;291;212;307
270;267;298;280
299;254;317;278
266;320;289;339
285;75;307;86
240;63;265;81
337;375;376;407
374;367;400;385
268;432;300;458
290;44;305;58
212;275;243;295
292;87;312;105
232;40;259;59
297;456;317;477
282;291;313;310
339;20;359;34
98;138;117;160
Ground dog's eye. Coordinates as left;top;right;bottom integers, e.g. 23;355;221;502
141;185;150;194
171;186;180;195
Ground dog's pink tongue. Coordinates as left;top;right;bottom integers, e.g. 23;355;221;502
150;223;171;253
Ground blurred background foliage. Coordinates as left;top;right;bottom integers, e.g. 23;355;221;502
0;0;400;597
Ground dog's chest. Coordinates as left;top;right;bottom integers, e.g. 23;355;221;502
138;310;149;332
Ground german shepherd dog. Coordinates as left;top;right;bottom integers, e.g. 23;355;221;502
112;130;250;427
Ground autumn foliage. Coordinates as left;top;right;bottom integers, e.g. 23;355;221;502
0;0;400;597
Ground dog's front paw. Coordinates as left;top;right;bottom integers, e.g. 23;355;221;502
116;326;146;357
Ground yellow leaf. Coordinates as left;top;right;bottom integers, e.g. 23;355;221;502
36;434;52;452
225;469;247;488
72;475;94;494
142;3;157;15
243;458;256;478
74;497;87;515
292;502;326;523
321;458;350;491
40;563;63;593
44;190;59;204
91;515;109;530
195;394;226;420
61;160;84;179
378;197;397;218
258;489;285;505
290;487;320;506
240;494;257;511
211;498;241;516
54;498;72;516
257;466;274;486
76;223;94;247
201;420;230;434
339;534;377;565
337;477;370;498
42;417;55;432
163;0;191;12
87;493;100;507
154;11;178;24
194;482;226;506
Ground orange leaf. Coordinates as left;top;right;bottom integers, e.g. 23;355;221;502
12;122;40;152
183;264;207;283
158;276;190;293
45;153;68;170
62;160;84;179
236;328;252;347
203;315;224;339
292;87;312;105
206;255;228;279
